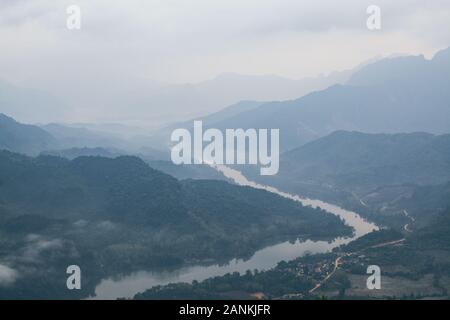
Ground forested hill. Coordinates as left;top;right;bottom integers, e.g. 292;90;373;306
0;151;350;299
257;131;450;196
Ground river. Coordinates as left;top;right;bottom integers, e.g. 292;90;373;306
92;165;378;299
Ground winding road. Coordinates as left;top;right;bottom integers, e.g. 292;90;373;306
309;256;343;294
308;212;413;295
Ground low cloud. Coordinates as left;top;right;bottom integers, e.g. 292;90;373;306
21;235;64;263
0;264;18;286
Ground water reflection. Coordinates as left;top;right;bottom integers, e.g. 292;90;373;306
92;165;378;299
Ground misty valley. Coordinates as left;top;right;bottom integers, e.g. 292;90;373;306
1;17;450;301
0;147;352;299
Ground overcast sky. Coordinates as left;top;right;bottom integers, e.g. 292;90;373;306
0;0;449;124
1;0;449;83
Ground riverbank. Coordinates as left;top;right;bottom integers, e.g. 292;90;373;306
93;166;378;299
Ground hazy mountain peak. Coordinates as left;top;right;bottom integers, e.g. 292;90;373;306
0;113;15;122
432;46;450;64
348;46;450;88
212;72;294;82
348;54;428;87
0;113;57;155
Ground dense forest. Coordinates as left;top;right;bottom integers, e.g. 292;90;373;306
0;150;351;299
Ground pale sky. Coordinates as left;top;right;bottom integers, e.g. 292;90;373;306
1;0;449;83
0;0;449;124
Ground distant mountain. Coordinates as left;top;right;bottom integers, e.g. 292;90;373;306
0;113;57;155
110;70;355;125
7;63;359;126
209;47;450;151
68;122;153;140
192;100;265;127
0;114;171;164
40;147;124;160
348;48;450;89
150;58;380;148
149;100;266;149
0;114;137;155
244;130;450;228
257;131;450;195
41;123;125;150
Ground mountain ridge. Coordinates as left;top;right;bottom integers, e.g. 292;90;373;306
202;47;450;151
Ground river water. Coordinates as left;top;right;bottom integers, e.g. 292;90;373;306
92;165;378;299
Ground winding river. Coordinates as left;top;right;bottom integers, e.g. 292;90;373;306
92;165;378;299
